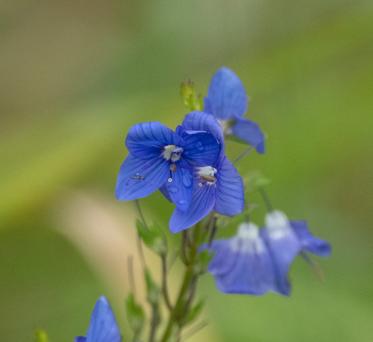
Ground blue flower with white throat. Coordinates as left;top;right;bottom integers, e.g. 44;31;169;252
75;296;121;342
202;222;279;295
261;210;331;295
116;121;221;212
168;112;244;233
204;67;265;153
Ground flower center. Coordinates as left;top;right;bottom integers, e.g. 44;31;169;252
163;145;183;162
265;210;293;240
230;223;265;254
197;166;217;187
218;119;234;135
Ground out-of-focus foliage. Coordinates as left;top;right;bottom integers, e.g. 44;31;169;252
0;0;372;341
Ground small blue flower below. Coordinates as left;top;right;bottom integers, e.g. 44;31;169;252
203;211;331;296
75;296;121;342
202;222;279;295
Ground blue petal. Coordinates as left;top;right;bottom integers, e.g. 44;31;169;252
182;111;224;145
181;129;221;167
75;338;86;342
214;240;277;295
159;185;172;202
126;122;180;159
116;155;169;200
86;296;121;342
204;67;248;119
164;165;193;211
215;157;244;216
204;240;238;277
291;221;331;257
261;228;301;295
231;117;265;153
169;182;216;233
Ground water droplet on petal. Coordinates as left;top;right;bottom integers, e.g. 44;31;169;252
178;199;187;206
168;177;173;183
182;174;192;188
168;186;178;193
131;173;145;181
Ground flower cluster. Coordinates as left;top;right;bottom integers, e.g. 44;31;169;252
115;67;331;296
36;68;331;342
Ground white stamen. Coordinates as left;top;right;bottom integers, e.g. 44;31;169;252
218;119;233;135
163;145;183;162
197;166;217;177
230;222;265;254
196;166;218;186
265;210;293;240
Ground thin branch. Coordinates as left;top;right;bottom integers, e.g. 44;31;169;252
135;199;148;228
148;302;161;342
258;188;274;212
233;146;253;164
134;200;147;269
181;276;198;320
181;320;209;341
136;232;146;269
301;252;325;282
181;231;190;265
127;255;136;297
208;216;218;247
161;253;173;311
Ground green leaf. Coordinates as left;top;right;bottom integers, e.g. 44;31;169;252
183;299;205;326
125;294;145;335
34;330;49;342
136;220;167;255
180;80;202;111
144;268;160;305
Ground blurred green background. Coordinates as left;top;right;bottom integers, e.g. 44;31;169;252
1;0;372;341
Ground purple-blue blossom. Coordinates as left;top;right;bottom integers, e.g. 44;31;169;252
261;210;331;295
202;222;281;295
204;67;265;153
75;296;121;342
203;211;331;296
261;211;331;294
116;121;221;211
169;112;244;233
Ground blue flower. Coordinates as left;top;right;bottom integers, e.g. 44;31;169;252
203;212;331;296
116;121;221;211
202;223;280;295
204;67;265;153
75;296;121;342
169;112;244;233
261;210;331;294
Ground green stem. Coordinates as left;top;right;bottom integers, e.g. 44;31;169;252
258;188;274;212
148;302;161;342
161;253;173;311
160;225;203;341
